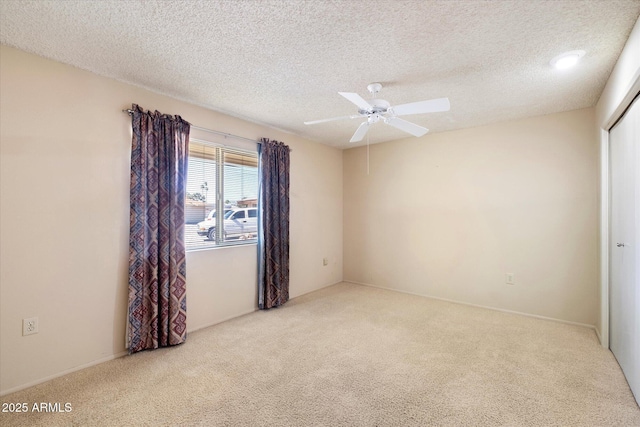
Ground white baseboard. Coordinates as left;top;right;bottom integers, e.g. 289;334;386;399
187;307;258;334
2;308;262;396
189;280;344;333
344;280;596;330
289;280;344;300
594;327;603;345
1;350;129;397
2;279;344;397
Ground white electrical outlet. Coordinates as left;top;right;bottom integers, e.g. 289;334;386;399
323;257;329;266
23;317;39;336
506;273;515;285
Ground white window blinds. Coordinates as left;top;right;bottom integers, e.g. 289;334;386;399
185;140;258;250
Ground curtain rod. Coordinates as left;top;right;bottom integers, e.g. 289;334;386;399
122;108;259;144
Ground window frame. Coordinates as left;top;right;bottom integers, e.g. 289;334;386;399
186;137;259;251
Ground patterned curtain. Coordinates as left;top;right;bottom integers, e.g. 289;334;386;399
257;138;290;309
128;104;190;353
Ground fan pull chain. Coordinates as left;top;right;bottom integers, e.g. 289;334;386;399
367;133;370;175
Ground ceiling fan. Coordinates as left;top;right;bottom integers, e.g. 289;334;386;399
304;83;450;143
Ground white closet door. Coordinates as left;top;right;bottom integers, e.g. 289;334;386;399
609;94;639;405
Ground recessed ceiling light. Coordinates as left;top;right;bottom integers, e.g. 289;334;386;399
550;50;586;70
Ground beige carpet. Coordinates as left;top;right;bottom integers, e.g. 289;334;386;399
1;282;638;427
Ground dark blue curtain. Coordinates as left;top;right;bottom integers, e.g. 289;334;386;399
257;138;290;309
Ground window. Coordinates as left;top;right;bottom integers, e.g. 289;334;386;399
185;140;258;250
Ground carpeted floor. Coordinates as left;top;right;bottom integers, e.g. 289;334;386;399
1;282;639;426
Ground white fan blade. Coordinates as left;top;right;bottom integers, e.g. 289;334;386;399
339;92;372;111
304;114;361;125
385;117;429;137
391;97;450;116
350;121;370;142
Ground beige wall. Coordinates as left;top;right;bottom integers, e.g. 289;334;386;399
0;45;343;394
595;16;640;346
344;108;599;325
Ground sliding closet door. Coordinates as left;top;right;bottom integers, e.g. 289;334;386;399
609;94;639;405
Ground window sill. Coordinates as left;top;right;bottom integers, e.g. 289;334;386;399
186;240;258;253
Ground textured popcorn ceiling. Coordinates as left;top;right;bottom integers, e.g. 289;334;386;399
1;0;639;148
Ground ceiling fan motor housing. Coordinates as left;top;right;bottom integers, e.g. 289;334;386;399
359;98;391;115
